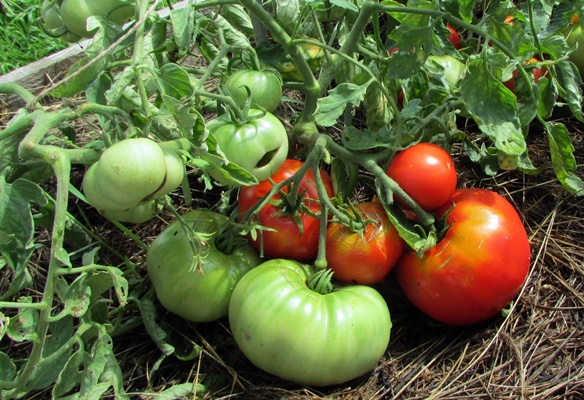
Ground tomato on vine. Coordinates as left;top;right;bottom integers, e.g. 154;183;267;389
395;188;531;325
237;159;333;261
207;110;289;184
59;0;135;37
326;202;405;285
386;143;457;212
229;259;392;386
224;69;283;112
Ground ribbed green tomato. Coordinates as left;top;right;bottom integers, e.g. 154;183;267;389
59;0;135;37
224;69;283;112
207;110;289;184
229;259;392;386
82;138;167;212
147;210;262;322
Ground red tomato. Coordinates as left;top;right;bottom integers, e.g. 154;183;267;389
238;159;334;261
395;188;531;325
326;202;405;285
446;24;461;49
503;57;547;93
386;143;457;211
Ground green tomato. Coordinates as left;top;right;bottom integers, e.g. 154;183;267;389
41;1;64;31
224;69;283;113
566;24;584;77
147;210;262;322
82;138;167;212
229;259;392;386
149;149;185;199
60;0;135;37
207;110;289;184
426;55;465;88
100;200;159;224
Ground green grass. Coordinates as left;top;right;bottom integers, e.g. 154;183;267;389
0;0;68;75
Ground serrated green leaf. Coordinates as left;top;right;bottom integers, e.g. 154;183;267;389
6;302;39;342
171;6;196;57
387;27;433;79
557;59;584;122
546;122;584;195
52;57;105;98
461;60;526;159
85;267;129;305
222;4;254;36
274;0;301;34
52;340;86;398
315;80;372;127
158;63;195;99
0;311;7;341
105;66;135;105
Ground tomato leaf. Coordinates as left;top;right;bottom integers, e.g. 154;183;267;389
158;63;196;100
546;122;584;195
0;177;47;296
52;57;105;99
461;60;527;165
6;300;39;342
273;0;301;34
387;27;433;79
556;59;584;122
315;80;372;127
0;351;16;382
170;6;197;57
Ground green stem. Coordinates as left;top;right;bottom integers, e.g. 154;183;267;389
0;83;36;106
5;148;71;398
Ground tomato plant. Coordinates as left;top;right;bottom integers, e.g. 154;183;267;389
326;202;405;285
59;0;135;37
207;110;289;184
386;143;457;211
147;210;262;322
224;69;283;112
237;159;333;261
229;259;392;386
395;188;531;325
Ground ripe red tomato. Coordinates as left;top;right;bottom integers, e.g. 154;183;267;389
445;24;461;49
395;188;531;325
503;57;547;93
238;159;334;261
386;143;457;211
326;202;405;285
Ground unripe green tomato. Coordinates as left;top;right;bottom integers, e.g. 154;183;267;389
207;110;289;185
147;210;263;322
60;0;135;37
83;162;136;212
149;150;185;199
100;200;159;224
224;69;283;113
426;55;465;88
83;138;167;212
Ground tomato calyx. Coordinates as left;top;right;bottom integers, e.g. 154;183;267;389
308;268;334;294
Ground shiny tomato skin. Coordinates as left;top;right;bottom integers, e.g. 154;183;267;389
326;202;405;285
395;188;531;325
237;159;333;261
386;143;457;211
